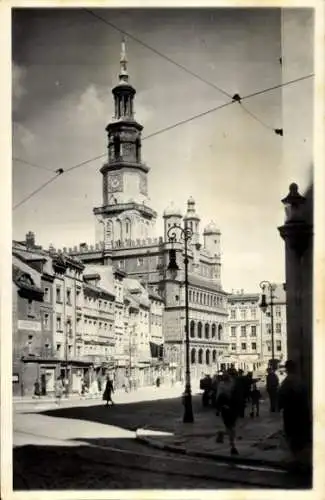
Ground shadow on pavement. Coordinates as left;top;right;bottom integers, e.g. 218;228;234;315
35;394;206;432
13;438;311;490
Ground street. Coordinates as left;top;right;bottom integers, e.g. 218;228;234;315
12;388;308;490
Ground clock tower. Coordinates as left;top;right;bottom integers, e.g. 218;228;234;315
93;40;157;247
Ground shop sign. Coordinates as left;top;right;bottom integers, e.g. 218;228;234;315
18;320;41;331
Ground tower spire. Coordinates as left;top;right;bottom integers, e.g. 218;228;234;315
119;37;128;83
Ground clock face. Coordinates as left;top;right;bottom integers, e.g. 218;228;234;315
108;174;123;192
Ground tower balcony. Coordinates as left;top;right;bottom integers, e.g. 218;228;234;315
93;202;157;219
100;160;149;174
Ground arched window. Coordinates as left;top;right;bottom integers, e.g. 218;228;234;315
211;324;216;338
198;349;203;364
206;349;210;365
190;320;195;338
218;324;223;341
191;348;196;364
125;218;131;238
212;349;217;363
205;323;210;339
114;135;120;158
197;322;202;338
116;219;122;242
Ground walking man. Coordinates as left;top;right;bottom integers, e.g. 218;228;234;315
266;368;279;412
215;371;240;456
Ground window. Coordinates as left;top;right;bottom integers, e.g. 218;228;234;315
56;343;61;354
230;309;236;320
276;340;282;352
43;313;50;330
241;342;247;351
27;299;35;317
66;288;72;305
240;325;246;337
251;342;257;350
250;308;256;319
44;287;50;302
137;257;144;266
56;314;62;331
266;324;272;334
231;326;236;337
276;306;281;317
56;286;62;303
251;325;257;337
267;341;272;352
240;309;246;320
231;343;236;351
175;295;179;302
119;260;125;269
276;323;282;334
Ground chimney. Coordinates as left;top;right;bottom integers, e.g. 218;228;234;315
26;231;35;249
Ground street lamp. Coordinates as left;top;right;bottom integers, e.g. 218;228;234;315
259;281;276;370
167;222;194;423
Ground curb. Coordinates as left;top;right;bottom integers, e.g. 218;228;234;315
135;429;293;472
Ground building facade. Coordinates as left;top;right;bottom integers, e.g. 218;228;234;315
227;286;287;372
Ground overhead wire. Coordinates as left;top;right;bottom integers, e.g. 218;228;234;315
13;157;56;173
13;73;313;210
84;8;233;101
84;8;288;133
13;172;63;210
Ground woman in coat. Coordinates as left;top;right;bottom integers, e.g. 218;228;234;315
103;377;114;407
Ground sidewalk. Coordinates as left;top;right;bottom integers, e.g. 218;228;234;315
13;382;186;409
136;398;297;470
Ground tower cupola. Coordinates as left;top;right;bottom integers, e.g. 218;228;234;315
184;196;200;245
163;202;183;241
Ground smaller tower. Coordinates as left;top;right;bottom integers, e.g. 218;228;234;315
203;221;221;256
184;197;200;246
204;221;222;283
163;202;183;242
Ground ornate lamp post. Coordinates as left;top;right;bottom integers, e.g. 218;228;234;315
167;222;194;423
259;281;276;370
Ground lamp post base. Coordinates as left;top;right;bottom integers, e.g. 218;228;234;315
183;384;194;423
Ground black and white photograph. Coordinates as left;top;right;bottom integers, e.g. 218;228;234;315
1;2;323;496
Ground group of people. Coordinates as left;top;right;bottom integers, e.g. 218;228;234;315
200;360;311;459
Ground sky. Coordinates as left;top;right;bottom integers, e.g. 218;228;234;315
12;7;314;293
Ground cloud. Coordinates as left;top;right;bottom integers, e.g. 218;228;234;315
12;63;27;111
12;122;35;158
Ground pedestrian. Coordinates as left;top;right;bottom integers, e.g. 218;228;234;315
156;376;161;388
103;376;114;406
249;382;261;417
278;360;312;463
266;367;279;412
33;379;41;399
97;375;102;393
215;371;239;455
55;377;63;405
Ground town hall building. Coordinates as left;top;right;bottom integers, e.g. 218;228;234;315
60;42;230;380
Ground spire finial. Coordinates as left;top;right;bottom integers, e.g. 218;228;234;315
119;37;128;82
